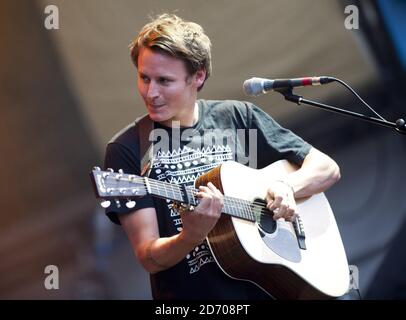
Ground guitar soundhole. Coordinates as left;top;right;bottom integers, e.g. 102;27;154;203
252;198;276;234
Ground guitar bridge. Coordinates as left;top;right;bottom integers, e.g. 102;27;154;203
293;215;306;250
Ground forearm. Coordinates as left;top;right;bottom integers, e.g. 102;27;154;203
285;148;341;199
138;232;201;274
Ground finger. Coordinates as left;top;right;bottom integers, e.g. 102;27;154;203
268;195;283;211
195;191;206;199
198;185;211;193
272;208;281;220
273;201;290;220
195;186;214;198
266;199;274;209
285;200;298;220
278;203;288;217
213;186;224;198
207;183;224;199
206;182;217;192
211;195;224;212
285;207;295;221
205;183;224;204
265;191;276;204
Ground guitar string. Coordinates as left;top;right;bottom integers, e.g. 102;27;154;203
106;175;274;216
106;175;272;216
102;175;298;228
147;180;269;216
146;181;285;218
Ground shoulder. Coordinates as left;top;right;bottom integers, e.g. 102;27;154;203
107;120;140;156
107;114;151;148
109;122;136;143
200;99;254;112
199;99;256;124
104;120;141;171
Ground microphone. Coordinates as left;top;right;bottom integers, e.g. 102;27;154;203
243;76;334;96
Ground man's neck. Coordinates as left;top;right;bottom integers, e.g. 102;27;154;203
177;102;199;128
192;101;199;126
159;102;199;128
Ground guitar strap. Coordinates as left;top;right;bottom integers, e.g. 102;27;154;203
135;114;155;177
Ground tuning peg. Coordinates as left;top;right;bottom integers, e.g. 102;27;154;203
100;200;111;208
93;166;101;171
126;200;136;209
107;168;114;173
118;169;124;174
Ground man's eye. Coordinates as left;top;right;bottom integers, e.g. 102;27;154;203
159;78;171;84
139;75;150;83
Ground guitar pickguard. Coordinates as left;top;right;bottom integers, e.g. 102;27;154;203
252;198;301;263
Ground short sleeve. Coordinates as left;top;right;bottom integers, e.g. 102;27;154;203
248;103;312;168
103;142;155;225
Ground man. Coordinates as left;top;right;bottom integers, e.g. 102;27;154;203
104;14;341;299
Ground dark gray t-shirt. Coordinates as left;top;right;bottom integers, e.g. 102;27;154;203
104;99;312;299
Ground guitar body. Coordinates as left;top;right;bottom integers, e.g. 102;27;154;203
195;160;350;299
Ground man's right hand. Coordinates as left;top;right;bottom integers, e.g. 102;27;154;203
179;182;224;244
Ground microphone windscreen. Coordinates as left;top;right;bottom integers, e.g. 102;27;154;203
243;78;264;96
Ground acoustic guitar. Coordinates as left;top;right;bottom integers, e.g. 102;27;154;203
90;160;350;299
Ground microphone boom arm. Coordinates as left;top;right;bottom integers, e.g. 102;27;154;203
275;88;406;135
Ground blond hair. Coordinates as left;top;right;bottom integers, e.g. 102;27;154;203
129;14;212;91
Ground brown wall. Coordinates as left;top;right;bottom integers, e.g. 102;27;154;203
0;1;100;298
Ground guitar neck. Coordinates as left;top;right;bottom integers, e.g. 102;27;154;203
145;177;256;222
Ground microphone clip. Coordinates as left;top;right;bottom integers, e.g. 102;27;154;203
274;88;303;105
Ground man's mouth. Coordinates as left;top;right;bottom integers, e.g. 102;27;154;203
149;103;165;109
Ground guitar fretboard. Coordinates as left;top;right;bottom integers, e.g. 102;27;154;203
146;177;256;222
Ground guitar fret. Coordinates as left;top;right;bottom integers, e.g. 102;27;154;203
221;197;255;222
241;200;249;220
148;180;183;202
245;201;254;220
235;198;245;219
163;183;169;198
112;173;256;220
185;186;197;206
231;198;239;217
241;199;253;220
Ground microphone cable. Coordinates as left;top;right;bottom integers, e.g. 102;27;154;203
327;77;387;121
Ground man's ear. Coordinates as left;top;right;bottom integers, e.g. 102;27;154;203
194;69;206;88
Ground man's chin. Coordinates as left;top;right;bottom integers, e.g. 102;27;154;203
148;112;170;124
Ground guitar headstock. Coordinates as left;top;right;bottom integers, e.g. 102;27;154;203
90;167;147;208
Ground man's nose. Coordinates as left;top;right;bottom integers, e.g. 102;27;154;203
146;81;159;99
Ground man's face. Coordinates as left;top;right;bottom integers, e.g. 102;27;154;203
137;47;205;127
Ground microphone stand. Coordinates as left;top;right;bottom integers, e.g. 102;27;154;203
275;88;406;135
